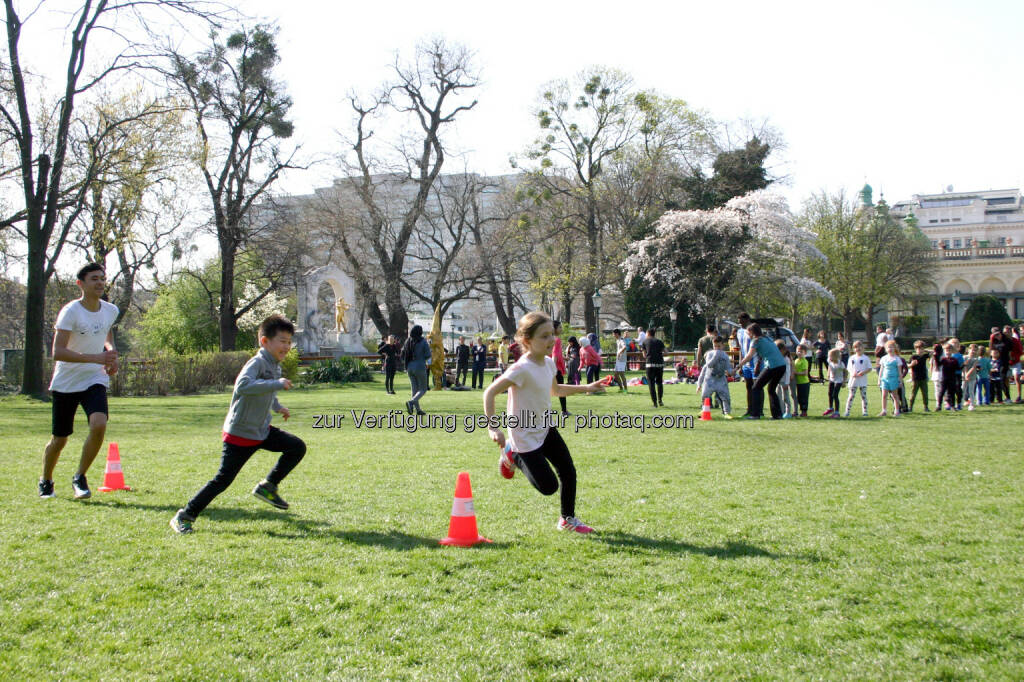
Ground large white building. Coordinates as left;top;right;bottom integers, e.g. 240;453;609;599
889;187;1024;335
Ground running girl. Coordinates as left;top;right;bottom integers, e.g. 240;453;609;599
483;312;602;534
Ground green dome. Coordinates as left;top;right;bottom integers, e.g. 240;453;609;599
858;182;873;207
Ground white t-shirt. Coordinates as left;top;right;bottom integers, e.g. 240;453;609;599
847;354;873;388
875;332;888;348
49;299;119;393
501;355;556;453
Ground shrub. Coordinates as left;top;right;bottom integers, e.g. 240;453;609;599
958;295;1012;343
280;347;300;382
303;356;373;384
109;351;251;396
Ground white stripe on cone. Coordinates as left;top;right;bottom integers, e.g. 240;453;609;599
451;498;475;517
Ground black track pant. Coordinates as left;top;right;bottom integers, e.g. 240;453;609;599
512;427;576;519
472;362;485;389
384;362;396;393
751;365;786;418
646;366;664;406
185;427;306;518
455;362;468;386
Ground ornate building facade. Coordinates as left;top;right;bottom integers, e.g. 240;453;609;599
889;187;1024;336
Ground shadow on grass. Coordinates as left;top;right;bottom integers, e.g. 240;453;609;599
595;531;827;562
103;499;508;549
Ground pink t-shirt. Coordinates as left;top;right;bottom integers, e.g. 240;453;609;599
551;337;566;374
500;355;556;453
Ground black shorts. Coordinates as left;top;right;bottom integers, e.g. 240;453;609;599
51;384;108;437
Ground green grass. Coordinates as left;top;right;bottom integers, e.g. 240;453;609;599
1;375;1023;680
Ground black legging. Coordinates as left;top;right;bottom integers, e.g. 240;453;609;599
555;371;567;412
586;364;600;384
511;427;576;519
646;365;663;406
750;365;786;418
185;427;306;518
828;382;843;412
384;361;396;393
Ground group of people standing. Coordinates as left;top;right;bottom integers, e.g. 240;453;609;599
699;313;1024;420
377;323;672;413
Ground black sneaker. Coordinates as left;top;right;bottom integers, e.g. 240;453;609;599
169;509;195;534
253;481;289;510
38;479;55;498
71;474;91;499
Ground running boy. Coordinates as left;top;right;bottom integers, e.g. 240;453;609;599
40;263;119;499
170;315;305;534
484;312;602;533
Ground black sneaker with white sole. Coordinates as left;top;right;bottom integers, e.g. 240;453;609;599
71;474;91;499
38;479;55;498
252;481;289;510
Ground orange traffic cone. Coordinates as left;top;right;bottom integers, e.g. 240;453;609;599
700;397;712;421
98;442;132;492
440;472;491;546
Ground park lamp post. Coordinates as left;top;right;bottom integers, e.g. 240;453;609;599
593;288;602;334
669;308;678;350
952;290;961;337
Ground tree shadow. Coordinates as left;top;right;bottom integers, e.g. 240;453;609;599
595;531;826;562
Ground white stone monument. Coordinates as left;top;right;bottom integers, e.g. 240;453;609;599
295;266;365;355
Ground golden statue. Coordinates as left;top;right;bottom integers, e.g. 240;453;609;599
335;297;351;333
429;304;445;389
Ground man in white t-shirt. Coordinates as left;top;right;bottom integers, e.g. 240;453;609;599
40;263;119;500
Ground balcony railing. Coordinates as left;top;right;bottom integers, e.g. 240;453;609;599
928;245;1024;259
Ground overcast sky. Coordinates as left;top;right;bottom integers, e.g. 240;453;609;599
231;0;1024;208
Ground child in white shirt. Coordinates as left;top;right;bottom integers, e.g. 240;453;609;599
824;347;846;417
844;340;872;417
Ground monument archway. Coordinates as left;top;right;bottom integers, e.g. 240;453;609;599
294;265;364;354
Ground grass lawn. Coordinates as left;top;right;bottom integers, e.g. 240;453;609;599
1;374;1022;680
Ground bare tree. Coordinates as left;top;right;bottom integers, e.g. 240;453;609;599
166;24;300;350
0;0;221;395
334;38;479;340
400;173;496;316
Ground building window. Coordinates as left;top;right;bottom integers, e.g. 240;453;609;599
1016;299;1024;319
929;219;938;224
952;217;961;222
931;240;938;248
942;239;950;248
999;237;1007;245
953;239;962;248
940;218;950;223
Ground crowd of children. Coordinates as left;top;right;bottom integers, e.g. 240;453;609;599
691;323;1024;419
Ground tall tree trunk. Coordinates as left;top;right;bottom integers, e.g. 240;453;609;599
219;240;237;351
22;233;46;395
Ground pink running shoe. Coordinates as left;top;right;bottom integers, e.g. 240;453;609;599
499;443;516;479
557;516;594;534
